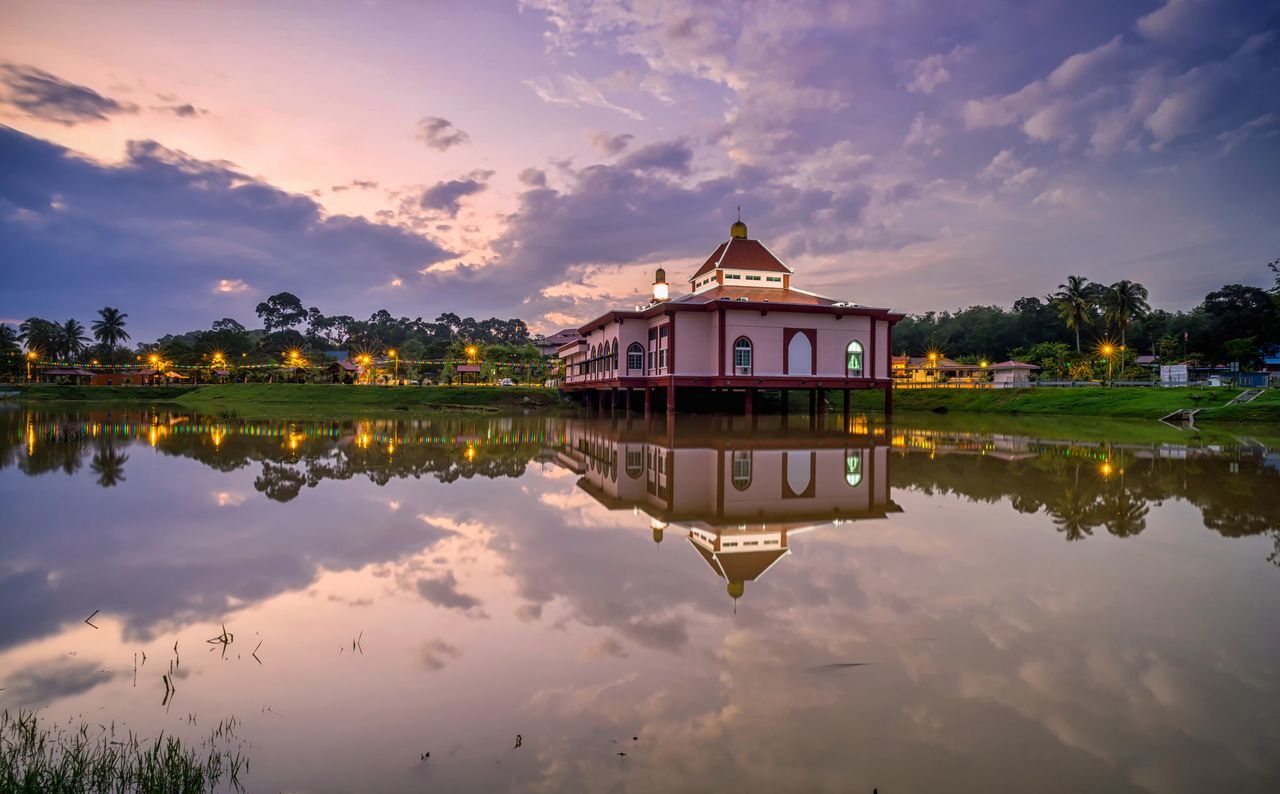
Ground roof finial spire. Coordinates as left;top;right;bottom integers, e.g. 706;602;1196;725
729;207;748;239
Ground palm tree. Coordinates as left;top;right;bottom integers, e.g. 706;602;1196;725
0;324;18;355
1102;280;1150;350
18;317;59;358
1054;275;1097;353
91;307;130;355
59;319;90;361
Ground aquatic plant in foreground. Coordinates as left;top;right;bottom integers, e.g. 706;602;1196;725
0;709;247;793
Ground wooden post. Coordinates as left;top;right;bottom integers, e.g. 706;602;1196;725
808;389;817;416
780;389;789;416
884;384;893;418
843;389;850;422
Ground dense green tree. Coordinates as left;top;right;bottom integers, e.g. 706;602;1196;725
255;292;308;332
58;319;90;361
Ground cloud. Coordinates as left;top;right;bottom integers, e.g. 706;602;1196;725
415;116;470;151
417;638;464;670
415;570;485;613
2;657;120;706
582;636;628;660
518;167;548;187
524;73;644;120
589;131;635;155
618;139;692;175
415;170;494;218
152;102;207;118
906;53;951;95
979;149;1041;189
331;179;379;192
214;278;249;294
0;63;138;125
0;127;454;339
1047;35;1125;91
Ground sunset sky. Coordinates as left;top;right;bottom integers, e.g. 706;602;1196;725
2;0;1278;340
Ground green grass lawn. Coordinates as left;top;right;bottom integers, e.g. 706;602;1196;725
845;385;1280;423
7;383;567;416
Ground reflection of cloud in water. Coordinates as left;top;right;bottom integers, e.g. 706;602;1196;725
3;657;121;707
415;571;486;616
417;638;464;671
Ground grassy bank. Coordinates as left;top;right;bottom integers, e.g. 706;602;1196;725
7;383;568;416
845;386;1280;423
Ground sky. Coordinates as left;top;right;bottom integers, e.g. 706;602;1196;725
1;0;1278;341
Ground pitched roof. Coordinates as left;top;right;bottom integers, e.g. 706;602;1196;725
671;285;839;306
689;238;792;281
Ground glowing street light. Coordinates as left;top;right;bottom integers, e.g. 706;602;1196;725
1099;341;1116;385
466;345;478;363
26;350;37;382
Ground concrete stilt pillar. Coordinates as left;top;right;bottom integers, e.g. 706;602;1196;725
780;389;789;416
644;387;652;417
816;388;827;422
625;388;632;414
843;389;851;423
666;384;676;414
884;384;894;418
744;389;754;418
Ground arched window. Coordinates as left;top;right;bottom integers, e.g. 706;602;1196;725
627;342;644;373
845;450;864;487
731;450;752;490
846;340;864;378
733;337;753;375
612;339;619;373
625;448;644;478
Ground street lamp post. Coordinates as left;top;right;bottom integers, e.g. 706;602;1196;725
1101;343;1115;385
388;349;397;384
26;351;37;383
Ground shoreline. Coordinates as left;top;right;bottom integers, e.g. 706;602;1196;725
7;382;1279;424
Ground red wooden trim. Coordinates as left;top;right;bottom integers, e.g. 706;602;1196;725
783;328;817;376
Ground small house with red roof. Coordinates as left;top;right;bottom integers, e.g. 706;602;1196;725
559;217;903;415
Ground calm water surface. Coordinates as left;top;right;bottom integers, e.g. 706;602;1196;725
1;405;1278;792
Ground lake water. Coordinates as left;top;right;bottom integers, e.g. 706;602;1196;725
1;405;1278;793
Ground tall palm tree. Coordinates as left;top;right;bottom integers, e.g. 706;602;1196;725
91;307;130;355
1054;275;1097;353
0;324;18;355
59;319;90;361
18;317;59;358
1102;280;1150;350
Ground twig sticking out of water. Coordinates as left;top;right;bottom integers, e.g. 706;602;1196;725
84;610;99;629
251;640;263;665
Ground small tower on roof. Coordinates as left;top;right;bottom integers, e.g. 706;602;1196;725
729;205;748;239
687;209;793;293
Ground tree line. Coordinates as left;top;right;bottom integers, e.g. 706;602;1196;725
0;292;547;381
892;262;1280;377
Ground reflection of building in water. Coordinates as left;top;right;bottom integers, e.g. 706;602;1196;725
552;419;901;602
